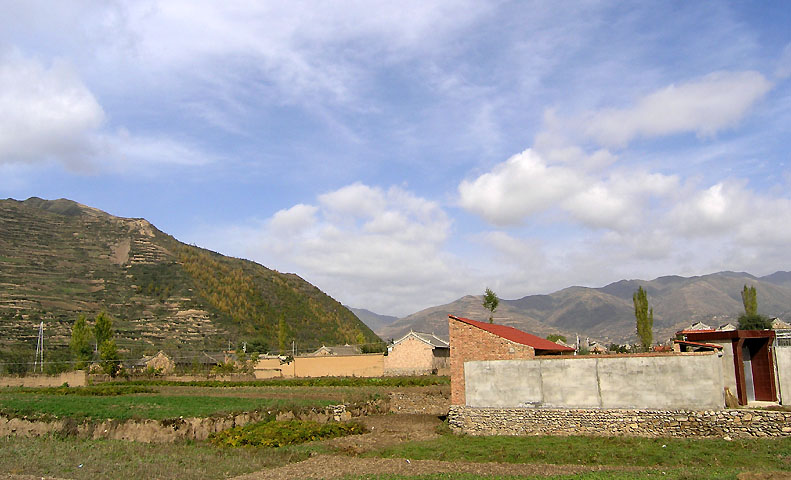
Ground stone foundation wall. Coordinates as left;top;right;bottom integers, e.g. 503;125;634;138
449;405;791;438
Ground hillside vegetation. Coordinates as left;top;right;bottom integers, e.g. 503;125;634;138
0;197;379;368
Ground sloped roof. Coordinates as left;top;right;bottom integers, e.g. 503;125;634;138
311;344;362;356
393;331;449;348
449;315;575;352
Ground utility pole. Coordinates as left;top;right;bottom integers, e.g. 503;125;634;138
34;322;44;373
292;340;295;357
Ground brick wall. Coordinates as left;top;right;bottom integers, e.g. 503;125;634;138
449;405;791;438
450;317;535;405
384;336;435;375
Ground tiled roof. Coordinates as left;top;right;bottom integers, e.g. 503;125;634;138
449;315;575;352
311;345;363;356
394;331;449;348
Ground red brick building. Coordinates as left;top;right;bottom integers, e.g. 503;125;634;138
449;315;575;405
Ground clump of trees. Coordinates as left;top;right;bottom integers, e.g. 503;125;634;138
738;285;772;330
482;288;499;324
633;286;654;352
69;312;121;376
546;334;567;343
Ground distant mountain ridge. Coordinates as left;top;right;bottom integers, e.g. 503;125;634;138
346;307;398;333
375;271;791;344
0;197;380;362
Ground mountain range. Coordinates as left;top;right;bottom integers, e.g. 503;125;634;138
369;271;791;344
0;197;380;364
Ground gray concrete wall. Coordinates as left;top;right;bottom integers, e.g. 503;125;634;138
465;353;724;410
776;346;791;405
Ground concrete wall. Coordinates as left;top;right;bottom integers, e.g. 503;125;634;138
450;318;535;405
0;370;87;387
465;352;725;410
254;354;384;378
777;346;791;405
710;341;738;397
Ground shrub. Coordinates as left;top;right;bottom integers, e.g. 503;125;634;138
210;420;366;447
738;313;772;330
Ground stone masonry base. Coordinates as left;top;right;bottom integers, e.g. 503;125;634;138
449;405;791;438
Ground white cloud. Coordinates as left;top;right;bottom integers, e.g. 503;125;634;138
0;52;104;167
269;204;318;235
99;129;217;170
458;149;584;225
246;183;465;315
584;71;772;147
0;51;217;173
669;181;791;245
458;149;678;230
121;1;488;109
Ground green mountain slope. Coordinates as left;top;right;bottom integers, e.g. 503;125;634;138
0;197;379;364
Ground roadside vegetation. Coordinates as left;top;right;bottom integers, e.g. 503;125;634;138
0;435;308;480
364;434;791;479
1;430;787;480
112;375;449;388
210;419;366;447
0;391;333;421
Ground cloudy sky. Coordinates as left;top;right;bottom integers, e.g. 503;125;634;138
2;1;790;317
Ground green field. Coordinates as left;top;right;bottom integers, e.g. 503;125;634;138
0;383;388;420
1;431;788;480
363;434;791;479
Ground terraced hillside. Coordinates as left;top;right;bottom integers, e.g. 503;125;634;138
0;198;379;365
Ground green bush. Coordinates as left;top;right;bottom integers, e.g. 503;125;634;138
737;313;772;330
210;419;366;447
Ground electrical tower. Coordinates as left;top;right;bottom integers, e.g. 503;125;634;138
33;321;44;373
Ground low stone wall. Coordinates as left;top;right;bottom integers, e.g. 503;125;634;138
449;405;791;438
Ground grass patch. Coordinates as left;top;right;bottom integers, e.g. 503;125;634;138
210;419;366;447
339;470;752;480
0;435;305;480
110;375;449;388
368;434;791;471
8;384;156;396
0;393;333;420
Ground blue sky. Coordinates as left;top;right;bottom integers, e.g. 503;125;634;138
1;1;790;316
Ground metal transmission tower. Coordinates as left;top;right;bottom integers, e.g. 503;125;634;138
33;321;44;373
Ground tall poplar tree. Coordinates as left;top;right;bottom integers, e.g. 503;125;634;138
633;286;653;351
69;314;92;369
738;284;771;330
482;288;499;323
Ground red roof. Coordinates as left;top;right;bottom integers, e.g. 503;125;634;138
449;315;575;352
673;339;723;350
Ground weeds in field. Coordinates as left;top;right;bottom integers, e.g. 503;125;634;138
210;419;366;447
111;375;449;388
6;384;155;396
368;434;791;472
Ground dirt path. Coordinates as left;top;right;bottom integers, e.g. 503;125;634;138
231;414;634;479
229;455;628;480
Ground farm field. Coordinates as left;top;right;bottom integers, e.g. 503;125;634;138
0;377;445;420
0;380;789;479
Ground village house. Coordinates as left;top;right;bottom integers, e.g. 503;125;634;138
310;344;362;356
448;315;575;405
131;350;175;375
384;331;450;376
